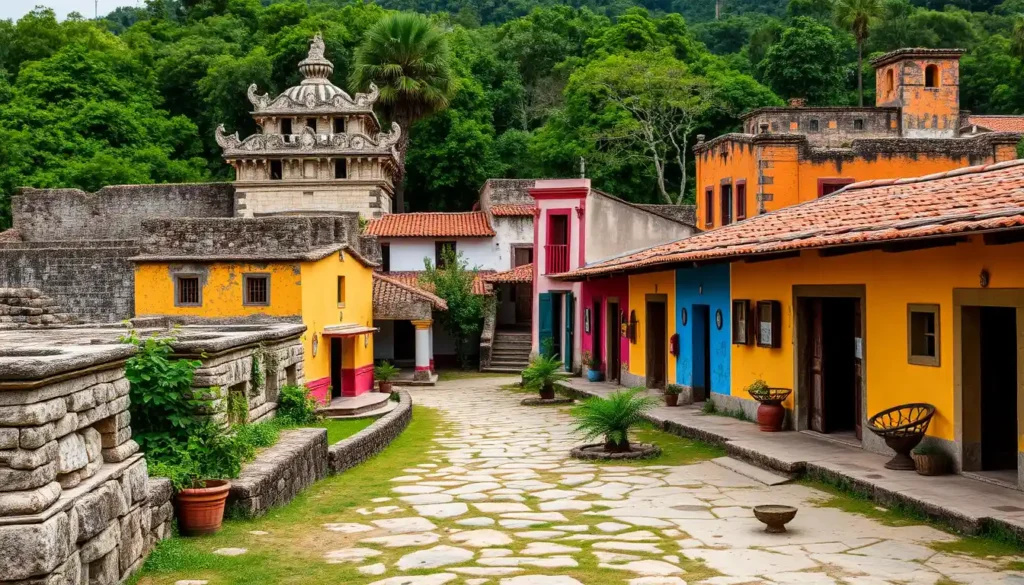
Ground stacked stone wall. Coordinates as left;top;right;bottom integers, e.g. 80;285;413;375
0;287;76;327
0;243;139;323
328;391;412;474
13;184;235;242
228;428;328;517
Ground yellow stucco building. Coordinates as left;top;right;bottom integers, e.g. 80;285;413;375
133;214;380;402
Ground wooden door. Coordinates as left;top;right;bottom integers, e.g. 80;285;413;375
646;302;667;389
608;302;620;382
538;293;553;355
564;293;575;371
853;299;863;440
809;299;826;433
515;285;533;325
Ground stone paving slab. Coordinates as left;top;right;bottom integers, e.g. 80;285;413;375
561;378;1024;537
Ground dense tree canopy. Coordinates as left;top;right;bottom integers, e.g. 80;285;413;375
0;0;1022;227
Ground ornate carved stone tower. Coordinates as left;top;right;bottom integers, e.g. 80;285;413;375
216;35;401;218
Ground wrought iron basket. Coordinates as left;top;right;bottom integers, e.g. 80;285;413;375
747;387;792;405
867;403;936;470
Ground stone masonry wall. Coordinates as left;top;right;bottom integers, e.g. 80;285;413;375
0;243;139;323
228;428;328;517
329;391;412;474
13;184;235;242
0;287;76;327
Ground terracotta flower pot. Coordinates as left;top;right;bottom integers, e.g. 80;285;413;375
175;480;231;536
756;402;786;432
539;386;556;400
378;381;393;393
664;393;679;407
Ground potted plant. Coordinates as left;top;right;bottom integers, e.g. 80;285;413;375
154;424;243;536
522;353;569;400
664;384;682;407
583;350;604;382
570;389;660;457
746;379;792;432
912;444;951;476
375;361;400;393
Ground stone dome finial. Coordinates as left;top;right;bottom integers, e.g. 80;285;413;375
298;33;333;83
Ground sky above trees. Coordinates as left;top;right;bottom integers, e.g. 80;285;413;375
1;1;137;21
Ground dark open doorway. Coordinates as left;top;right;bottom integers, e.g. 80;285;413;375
646;297;667;389
394;321;415;364
692;305;710;401
330;337;343;399
803;297;862;438
981;306;1018;473
551;293;563;359
607;301;620;382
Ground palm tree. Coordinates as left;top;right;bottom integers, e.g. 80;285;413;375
835;0;880;106
1013;15;1024;60
350;13;456;213
571;389;658;453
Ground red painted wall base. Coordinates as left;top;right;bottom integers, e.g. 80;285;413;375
307;377;331;405
342;364;375;396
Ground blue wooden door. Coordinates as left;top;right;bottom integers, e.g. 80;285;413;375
538;292;554;356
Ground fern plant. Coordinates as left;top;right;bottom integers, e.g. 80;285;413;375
571;388;657;452
521;353;569;397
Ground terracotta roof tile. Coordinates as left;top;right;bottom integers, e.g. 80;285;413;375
482;264;533;284
967;115;1024;133
489;204;536;217
382;271;493;295
373;273;448;310
366;212;495;237
557;159;1024;279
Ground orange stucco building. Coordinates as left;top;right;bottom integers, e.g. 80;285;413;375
695;48;1023;229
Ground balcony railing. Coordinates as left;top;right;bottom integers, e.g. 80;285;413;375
545;244;569;274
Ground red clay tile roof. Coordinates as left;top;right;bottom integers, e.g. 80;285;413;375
556;159;1024;279
373;273;448;310
967;115;1024;133
366;212;495;237
383;271;493;295
482;263;533;284
489;204;536;217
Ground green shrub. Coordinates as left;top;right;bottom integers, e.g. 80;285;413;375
571;388;657;452
701;399;718;414
277;384;319;425
522;353;569;395
144;421;245;491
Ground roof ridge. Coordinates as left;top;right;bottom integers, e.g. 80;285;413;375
373;272;447;308
842;158;1024;193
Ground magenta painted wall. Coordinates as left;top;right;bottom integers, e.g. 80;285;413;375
580;276;629;378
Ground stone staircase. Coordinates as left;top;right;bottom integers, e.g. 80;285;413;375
482;330;532;374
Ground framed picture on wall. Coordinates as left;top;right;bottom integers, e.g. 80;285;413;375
583;308;591;334
732;299;751;345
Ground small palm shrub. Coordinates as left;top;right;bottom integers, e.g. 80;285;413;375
571;388;657;452
375;361;400;382
522;353;569;398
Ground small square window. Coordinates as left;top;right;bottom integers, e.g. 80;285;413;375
280;118;293;135
732;300;751;345
704;187;714;227
854;119;865;131
908;304;940;366
270;160;282;180
176;276;201;307
809;119;819;132
337;275;346;308
435;241;456;268
244;274;270;306
334;158;347;179
333;118;345;134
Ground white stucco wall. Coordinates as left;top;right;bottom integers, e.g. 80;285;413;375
584;193;697;264
490;216;535;270
382;237;502;271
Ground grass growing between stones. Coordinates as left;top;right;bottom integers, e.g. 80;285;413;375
801;478;1024;558
131;406;445;585
305;417;376;444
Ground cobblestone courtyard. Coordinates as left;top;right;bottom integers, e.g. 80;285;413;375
148;377;1024;585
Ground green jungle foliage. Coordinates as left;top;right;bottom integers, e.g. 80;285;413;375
1;0;1023;227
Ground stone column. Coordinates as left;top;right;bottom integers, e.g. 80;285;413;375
412;320;432;381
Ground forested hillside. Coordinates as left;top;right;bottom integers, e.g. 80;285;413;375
0;0;1021;226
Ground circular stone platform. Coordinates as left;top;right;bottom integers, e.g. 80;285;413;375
521;397;575;406
570;442;662;461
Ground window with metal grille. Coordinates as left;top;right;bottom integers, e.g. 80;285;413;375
176;276;201;306
244;275;269;306
854;119;865;130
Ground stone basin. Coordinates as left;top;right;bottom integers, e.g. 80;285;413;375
753;504;798;533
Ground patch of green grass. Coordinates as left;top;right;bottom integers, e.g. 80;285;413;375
630;426;725;466
133;406;444;585
436;369;515;382
304;418;376;445
801;477;1024;558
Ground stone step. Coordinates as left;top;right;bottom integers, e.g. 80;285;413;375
489;361;529;370
493;338;531;346
317;392;391;417
492;348;531;356
482;367;525;374
710;456;795;486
